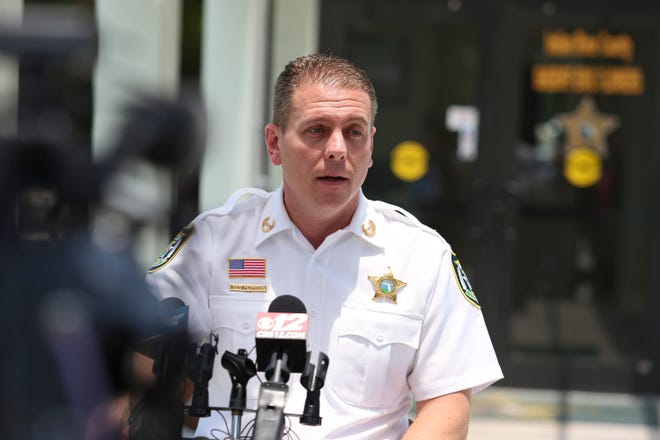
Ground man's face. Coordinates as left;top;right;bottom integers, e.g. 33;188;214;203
265;83;375;220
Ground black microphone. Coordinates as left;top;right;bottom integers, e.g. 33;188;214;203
134;297;189;358
300;352;329;426
187;333;219;417
221;348;257;440
255;295;308;383
221;348;257;411
253;295;309;440
129;297;190;440
151;297;190;386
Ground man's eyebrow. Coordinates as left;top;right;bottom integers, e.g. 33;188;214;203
301;116;370;126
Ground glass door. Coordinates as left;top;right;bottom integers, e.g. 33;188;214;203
320;0;660;393
320;0;487;277
502;9;660;392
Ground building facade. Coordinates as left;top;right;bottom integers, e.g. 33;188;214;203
5;0;660;395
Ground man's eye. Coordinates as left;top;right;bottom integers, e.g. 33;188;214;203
347;129;363;137
307;127;323;134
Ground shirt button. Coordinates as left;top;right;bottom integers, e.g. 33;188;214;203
376;334;384;343
242;322;250;330
310;309;317;318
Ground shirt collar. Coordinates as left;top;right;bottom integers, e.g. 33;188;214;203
255;186;294;248
345;190;386;249
255;186;386;249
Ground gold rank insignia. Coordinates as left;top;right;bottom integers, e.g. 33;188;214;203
261;216;275;233
361;219;376;237
369;267;406;303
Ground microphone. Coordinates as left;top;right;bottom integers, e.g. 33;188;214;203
151;297;190;386
134;297;188;358
300;352;329;426
221;348;257;440
221;348;257;411
255;295;308;383
129;297;190;440
253;295;308;440
187;333;219;417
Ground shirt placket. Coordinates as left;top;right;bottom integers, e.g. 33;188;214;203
302;233;342;354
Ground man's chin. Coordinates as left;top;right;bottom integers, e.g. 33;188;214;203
316;192;359;212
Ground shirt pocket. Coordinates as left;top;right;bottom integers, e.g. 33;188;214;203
330;305;423;409
208;295;273;405
209;294;273;353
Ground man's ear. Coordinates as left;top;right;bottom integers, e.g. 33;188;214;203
265;123;282;165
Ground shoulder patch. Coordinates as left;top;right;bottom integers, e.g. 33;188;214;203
148;225;195;273
451;252;480;309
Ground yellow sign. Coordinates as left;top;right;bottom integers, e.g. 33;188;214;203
532;64;644;95
543;29;634;62
564;147;602;187
532;28;645;96
390;141;429;182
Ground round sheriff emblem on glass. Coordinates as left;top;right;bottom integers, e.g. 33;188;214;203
369;267;407;303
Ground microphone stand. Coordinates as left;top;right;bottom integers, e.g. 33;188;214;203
220;349;256;440
300;352;329;426
252;351;291;440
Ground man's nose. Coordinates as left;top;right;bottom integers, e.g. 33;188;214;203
326;130;347;160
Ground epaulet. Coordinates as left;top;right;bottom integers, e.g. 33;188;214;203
371;200;440;237
203;187;269;218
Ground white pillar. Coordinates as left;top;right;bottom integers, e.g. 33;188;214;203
270;0;320;86
266;0;320;189
0;0;23;136
199;0;271;211
93;0;182;268
199;0;320;210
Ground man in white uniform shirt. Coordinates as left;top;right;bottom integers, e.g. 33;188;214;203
145;53;503;439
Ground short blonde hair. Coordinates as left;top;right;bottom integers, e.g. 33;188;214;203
272;53;378;128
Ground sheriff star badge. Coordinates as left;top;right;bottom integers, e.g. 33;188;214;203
369;267;407;303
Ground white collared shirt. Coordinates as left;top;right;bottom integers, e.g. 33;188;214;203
146;186;503;439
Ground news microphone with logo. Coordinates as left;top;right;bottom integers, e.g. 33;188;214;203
255;294;308;383
253;295;308;440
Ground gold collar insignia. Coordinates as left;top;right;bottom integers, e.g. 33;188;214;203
261;216;275;233
361;219;376;237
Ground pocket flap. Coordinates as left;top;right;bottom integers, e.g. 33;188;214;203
337;306;423;348
210;295;272;336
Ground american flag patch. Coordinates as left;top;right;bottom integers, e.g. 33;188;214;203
229;258;266;278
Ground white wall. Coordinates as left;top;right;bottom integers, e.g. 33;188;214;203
92;0;321;265
198;0;272;212
199;0;320;210
0;0;23;136
266;0;320;189
93;0;182;268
